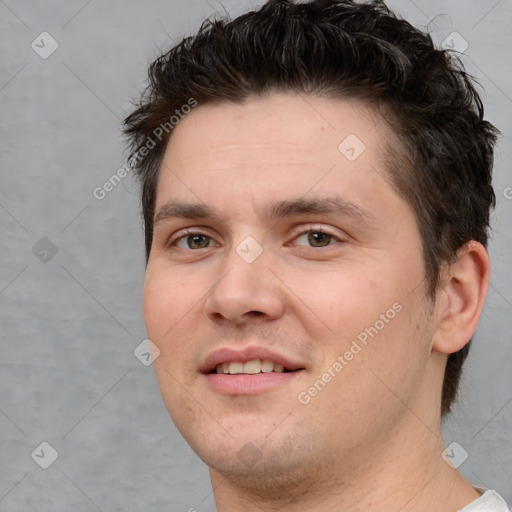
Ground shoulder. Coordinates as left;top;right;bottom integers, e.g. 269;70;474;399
459;489;510;512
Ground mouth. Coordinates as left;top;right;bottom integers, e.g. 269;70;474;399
201;348;307;395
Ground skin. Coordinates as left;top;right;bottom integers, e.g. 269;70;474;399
143;91;490;512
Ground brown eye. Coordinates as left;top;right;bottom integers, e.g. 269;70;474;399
294;230;338;248
307;232;333;247
175;233;213;249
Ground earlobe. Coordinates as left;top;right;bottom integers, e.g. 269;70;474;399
432;241;490;355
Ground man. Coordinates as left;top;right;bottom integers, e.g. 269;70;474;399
124;1;510;510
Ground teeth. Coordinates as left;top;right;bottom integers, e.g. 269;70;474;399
214;358;288;374
243;360;261;374
228;361;244;374
261;359;274;373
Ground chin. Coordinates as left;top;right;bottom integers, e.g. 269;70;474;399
210;454;311;490
192;429;324;494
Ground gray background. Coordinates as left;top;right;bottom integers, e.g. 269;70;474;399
0;0;510;510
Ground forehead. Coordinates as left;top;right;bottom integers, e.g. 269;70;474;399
154;91;401;222
164;91;385;168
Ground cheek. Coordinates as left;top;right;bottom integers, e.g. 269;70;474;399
282;262;394;341
288;256;428;382
143;269;199;412
142;267;193;374
143;265;192;337
302;299;430;444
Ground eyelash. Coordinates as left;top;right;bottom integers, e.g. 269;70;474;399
169;225;343;250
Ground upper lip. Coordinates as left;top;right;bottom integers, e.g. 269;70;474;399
200;346;306;374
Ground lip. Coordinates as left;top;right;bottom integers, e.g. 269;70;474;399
204;371;303;395
199;346;306;374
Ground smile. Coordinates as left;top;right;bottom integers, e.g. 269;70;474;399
212;359;298;374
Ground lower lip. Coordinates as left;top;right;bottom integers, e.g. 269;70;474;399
203;371;303;395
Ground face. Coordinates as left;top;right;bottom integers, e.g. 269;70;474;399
143;91;437;486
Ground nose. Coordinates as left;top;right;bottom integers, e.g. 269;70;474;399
204;242;285;325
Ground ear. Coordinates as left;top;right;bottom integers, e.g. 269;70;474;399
431;241;490;355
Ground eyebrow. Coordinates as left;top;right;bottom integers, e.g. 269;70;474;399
153;197;377;226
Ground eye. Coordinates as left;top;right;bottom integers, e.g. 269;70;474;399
293;229;340;248
173;232;215;250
